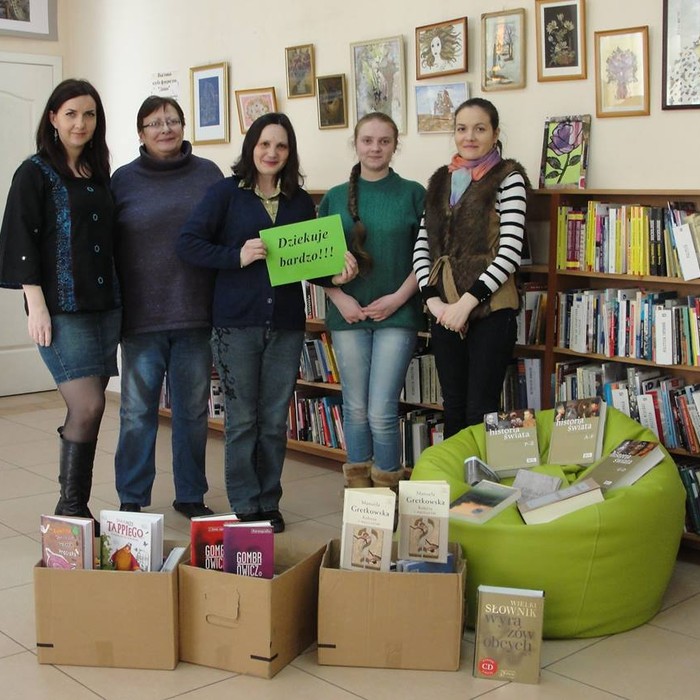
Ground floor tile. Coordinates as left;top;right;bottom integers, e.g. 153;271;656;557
0;583;35;650
0;467;58;501
0;630;24;658
648;592;700;639
280;471;344;518
0;535;44;588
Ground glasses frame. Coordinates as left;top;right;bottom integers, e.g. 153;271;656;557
141;118;183;131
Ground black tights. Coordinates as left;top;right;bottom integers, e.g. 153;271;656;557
58;376;109;443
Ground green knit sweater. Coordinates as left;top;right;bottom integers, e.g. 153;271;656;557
318;170;426;332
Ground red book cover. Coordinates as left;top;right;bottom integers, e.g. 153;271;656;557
222;521;274;579
189;514;239;570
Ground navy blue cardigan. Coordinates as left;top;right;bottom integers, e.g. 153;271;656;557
177;176;316;329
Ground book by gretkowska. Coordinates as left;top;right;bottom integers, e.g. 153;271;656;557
99;510;164;572
222;521;274;579
397;480;450;563
449;480;521;525
548;397;607;466
340;488;395;572
583;439;664;492
40;514;94;570
484;409;540;477
189;513;240;571
473;585;544;684
517;477;603;525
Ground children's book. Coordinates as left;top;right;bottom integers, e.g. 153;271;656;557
583;439;664;492
40;514;94;570
190;513;240;570
548;397;607;465
397;480;450;564
222;521;274;579
99;510;164;572
340;487;395;572
449;480;521;524
517;477;603;525
484;409;540;476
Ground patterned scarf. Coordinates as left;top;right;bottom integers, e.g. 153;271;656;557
447;147;502;207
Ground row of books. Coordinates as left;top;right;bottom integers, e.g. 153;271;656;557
302;280;328;320
159;369;225;419
400;408;444;468
403;353;442;406
502;357;542;412
676;459;700;535
516;282;547;346
287;392;346;450
300;332;340;384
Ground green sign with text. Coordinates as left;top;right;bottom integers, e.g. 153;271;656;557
260;214;347;286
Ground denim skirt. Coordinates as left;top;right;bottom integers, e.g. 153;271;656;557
37;308;121;385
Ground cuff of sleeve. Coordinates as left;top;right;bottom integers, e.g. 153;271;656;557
467;280;491;304
420;285;440;302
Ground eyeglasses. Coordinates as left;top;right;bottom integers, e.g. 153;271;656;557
142;118;182;130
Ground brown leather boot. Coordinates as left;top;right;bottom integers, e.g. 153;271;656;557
342;462;373;488
370;466;404;493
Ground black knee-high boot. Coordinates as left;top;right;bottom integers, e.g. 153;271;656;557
55;437;99;533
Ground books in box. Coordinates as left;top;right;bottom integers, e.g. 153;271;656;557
340;487;395;572
517;477;603;525
190;513;240;570
583;439;664;492
548;397;606;466
222;521;274;579
473;585;544;684
40;514;94;570
484;409;540;476
99;510;164;571
449;480;521;524
397;480;450;563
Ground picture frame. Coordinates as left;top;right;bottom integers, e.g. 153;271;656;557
350;35;406;133
235;87;278;134
0;0;56;39
285;44;315;99
415;82;469;134
594;26;649;118
415;17;468;80
189;62;229;145
535;0;587;82
538;114;591;189
662;0;700;110
481;9;527;91
316;74;348;129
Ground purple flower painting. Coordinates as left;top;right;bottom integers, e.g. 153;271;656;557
539;114;591;189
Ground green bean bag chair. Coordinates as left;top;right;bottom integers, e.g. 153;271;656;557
411;406;686;638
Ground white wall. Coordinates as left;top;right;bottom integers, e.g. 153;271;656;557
2;0;696;191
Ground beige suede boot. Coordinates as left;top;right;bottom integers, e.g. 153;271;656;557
370;466;404;493
342;462;373;488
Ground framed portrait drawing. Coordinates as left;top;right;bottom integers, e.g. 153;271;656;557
481;9;526;91
0;0;56;39
662;0;700;109
415;82;469;133
535;0;587;81
285;44;315;99
538;114;591;189
189;62;229;145
415;17;468;80
235;87;277;134
317;74;348;129
594;26;649;118
350;35;406;133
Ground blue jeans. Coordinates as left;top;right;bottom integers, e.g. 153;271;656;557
212;326;304;515
115;328;211;506
332;327;417;472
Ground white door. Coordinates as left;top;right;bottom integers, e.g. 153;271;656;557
0;52;62;396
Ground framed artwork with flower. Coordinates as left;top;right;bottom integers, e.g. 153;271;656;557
538;114;591;189
190;62;230;145
594;26;649;118
535;0;586;81
235;87;277;134
662;0;700;110
415;17;468;80
285;44;315;99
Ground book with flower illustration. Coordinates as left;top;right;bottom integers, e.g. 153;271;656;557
484;409;541;477
397;480;450;564
538;114;591;190
40;515;94;570
340;488;395;572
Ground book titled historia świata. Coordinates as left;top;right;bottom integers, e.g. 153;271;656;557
473;585;544;684
517;477;603;525
548;397;607;465
99;510;164;572
222;521;274;579
484;409;540;477
340;487;395;572
189;513;240;570
397;480;450;564
583;439;664;492
449;480;521;525
40;514;94;570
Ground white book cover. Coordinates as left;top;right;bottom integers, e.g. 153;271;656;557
99;510;164;572
671;223;700;280
404;356;421;404
636;394;660;438
397;480;450;563
654;306;674;365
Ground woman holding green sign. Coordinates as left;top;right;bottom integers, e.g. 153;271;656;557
317;112;426;492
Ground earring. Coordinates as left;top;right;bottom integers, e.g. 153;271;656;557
53;128;58;144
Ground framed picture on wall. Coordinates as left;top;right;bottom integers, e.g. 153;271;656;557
594;26;649;118
235;87;278;134
535;0;587;81
317;74;348;129
415;18;468;80
415;82;469;133
350;35;406;132
481;9;527;91
662;0;700;109
0;0;56;39
189;62;229;145
538;114;591;189
285;44;315;99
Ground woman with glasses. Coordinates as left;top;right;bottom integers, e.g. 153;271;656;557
111;96;223;518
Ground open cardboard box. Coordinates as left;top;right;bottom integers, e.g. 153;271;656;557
34;539;187;669
317;539;466;671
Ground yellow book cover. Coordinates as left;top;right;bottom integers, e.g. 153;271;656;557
484;409;540;476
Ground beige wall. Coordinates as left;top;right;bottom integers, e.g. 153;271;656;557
1;0;697;190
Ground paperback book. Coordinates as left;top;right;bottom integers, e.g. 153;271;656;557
449;480;521;524
222;521;274;579
473;585;544;684
517;477;603;525
548;397;606;466
190;513;240;570
40;514;94;570
99;510;164;572
340;487;395;572
512;469;562;502
484;409;541;476
397;480;450;563
584;439;664;492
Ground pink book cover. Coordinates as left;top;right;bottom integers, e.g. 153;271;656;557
222;521;274;579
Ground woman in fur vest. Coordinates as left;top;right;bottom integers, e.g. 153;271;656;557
413;98;530;437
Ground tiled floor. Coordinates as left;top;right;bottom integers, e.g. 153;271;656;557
1;390;700;699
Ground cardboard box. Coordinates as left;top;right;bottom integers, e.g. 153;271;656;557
178;542;325;678
318;539;466;671
34;540;187;669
